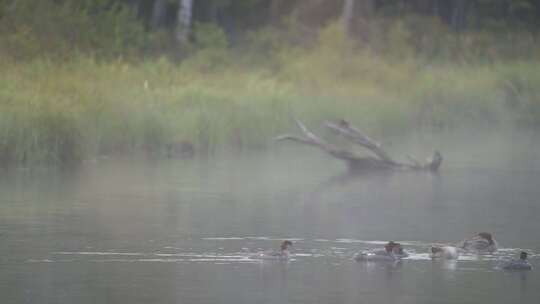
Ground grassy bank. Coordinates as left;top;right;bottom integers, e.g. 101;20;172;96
2;18;540;166
1;53;540;166
3;1;540;167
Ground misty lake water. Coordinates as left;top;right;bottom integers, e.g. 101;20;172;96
1;135;540;304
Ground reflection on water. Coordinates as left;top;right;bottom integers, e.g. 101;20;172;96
1;145;540;304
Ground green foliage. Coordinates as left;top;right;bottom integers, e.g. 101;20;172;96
0;0;146;60
192;22;229;50
2;51;540;166
497;63;540;126
181;23;230;72
3;1;540;166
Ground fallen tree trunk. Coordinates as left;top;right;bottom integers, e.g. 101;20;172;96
276;119;442;172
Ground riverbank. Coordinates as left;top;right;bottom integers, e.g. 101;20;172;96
1;52;539;166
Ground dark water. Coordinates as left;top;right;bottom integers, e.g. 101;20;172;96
1;145;540;304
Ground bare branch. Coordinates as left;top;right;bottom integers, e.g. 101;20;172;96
323;120;395;164
294;118;327;146
275;120;366;162
275;118;442;173
407;155;423;168
274;134;325;149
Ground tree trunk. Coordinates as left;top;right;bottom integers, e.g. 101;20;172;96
432;0;440;18
342;0;355;34
355;0;374;40
151;0;167;29
451;0;467;31
176;0;193;45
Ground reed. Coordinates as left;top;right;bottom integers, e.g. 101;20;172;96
1;35;539;166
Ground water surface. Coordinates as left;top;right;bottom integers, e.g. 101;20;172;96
1;143;539;304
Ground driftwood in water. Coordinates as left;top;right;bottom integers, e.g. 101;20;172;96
276;119;442;172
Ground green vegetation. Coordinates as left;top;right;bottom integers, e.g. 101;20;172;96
1;0;540;166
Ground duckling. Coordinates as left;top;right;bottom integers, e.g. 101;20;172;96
459;232;498;252
251;240;293;260
354;241;408;262
500;251;533;271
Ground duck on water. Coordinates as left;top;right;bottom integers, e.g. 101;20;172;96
250;240;293;260
354;241;409;262
499;251;533;271
458;232;498;252
352;232;495;263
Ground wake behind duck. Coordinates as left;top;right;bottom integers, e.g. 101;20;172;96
430;245;459;260
250;240;293;261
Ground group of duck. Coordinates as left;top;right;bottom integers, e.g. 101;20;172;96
256;233;533;271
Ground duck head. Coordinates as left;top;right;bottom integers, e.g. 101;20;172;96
385;241;395;253
281;240;293;251
385;241;402;253
477;232;494;245
431;246;443;254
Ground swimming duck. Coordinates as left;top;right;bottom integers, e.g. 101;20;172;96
430;245;459;260
354;241;408;262
459;232;498;252
250;240;293;260
500;251;533;271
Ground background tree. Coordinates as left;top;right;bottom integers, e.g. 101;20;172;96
176;0;193;44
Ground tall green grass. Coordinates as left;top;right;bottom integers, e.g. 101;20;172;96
2;55;539;166
1;23;540;166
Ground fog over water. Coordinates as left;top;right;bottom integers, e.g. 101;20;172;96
1;132;540;303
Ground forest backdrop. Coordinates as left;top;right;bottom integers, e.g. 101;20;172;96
1;0;540;165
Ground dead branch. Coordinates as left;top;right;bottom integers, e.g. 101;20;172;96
276;119;442;173
323;120;396;165
275;119;364;162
